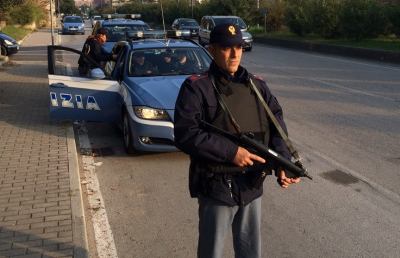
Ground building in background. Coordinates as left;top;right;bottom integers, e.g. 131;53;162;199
75;0;93;7
111;0;130;8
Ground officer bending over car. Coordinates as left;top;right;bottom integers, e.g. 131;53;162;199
174;24;300;258
78;28;116;76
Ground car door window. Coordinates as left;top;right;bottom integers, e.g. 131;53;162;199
111;47;128;80
201;18;206;29
208;19;213;31
51;48;82;77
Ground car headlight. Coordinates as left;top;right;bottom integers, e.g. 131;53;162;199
176;30;182;37
4;39;13;45
134;106;170;121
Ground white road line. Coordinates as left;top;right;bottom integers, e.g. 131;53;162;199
242;61;399;103
17;50;47;53
306;75;398;102
77;123;119;258
254;43;400;72
307;51;400;72
12;61;47;64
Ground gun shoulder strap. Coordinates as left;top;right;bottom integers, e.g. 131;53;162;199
248;77;302;162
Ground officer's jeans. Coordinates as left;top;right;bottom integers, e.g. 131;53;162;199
197;196;262;258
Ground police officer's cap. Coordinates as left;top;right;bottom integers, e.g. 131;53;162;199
209;24;243;47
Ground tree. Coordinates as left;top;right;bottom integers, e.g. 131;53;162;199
0;0;25;18
60;0;80;14
7;0;45;25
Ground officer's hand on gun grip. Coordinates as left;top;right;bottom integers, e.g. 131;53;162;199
233;146;266;167
277;170;300;188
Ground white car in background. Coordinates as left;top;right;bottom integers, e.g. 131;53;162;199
91;15;103;27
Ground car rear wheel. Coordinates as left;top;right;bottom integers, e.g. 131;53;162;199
123;110;136;154
1;45;7;56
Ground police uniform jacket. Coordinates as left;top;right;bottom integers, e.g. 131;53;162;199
174;61;290;206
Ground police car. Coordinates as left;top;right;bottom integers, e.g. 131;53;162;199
48;39;211;153
92;14;166;54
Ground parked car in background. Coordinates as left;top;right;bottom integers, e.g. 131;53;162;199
61;15;85;35
171;18;200;39
198;15;253;51
91;15;103;27
0;32;19;56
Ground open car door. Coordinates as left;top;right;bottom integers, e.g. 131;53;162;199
48;45;122;123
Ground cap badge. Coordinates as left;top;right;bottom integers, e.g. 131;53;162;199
228;25;236;35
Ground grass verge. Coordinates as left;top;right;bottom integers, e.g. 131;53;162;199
0;25;32;41
251;29;400;53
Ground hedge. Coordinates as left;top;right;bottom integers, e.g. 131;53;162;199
8;2;44;26
285;0;394;39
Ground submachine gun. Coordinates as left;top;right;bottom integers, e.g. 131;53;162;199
204;76;313;181
201;120;313;180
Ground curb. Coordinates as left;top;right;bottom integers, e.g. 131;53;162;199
0;30;30;67
254;36;400;65
67;125;89;258
17;30;33;45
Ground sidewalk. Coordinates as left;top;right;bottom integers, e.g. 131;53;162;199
0;30;88;257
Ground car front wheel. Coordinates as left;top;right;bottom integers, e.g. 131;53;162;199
123;110;136;154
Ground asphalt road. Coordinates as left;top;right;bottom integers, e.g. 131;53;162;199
59;25;400;258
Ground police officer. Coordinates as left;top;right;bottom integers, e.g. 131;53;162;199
78;28;116;76
158;50;176;74
174;50;192;74
174;24;300;258
131;51;156;76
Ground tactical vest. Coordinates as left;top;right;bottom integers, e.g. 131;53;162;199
211;78;270;144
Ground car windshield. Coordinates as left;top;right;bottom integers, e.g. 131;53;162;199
128;47;211;77
213;17;247;29
180;20;198;26
64;17;83;23
103;24;151;41
93;16;102;20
